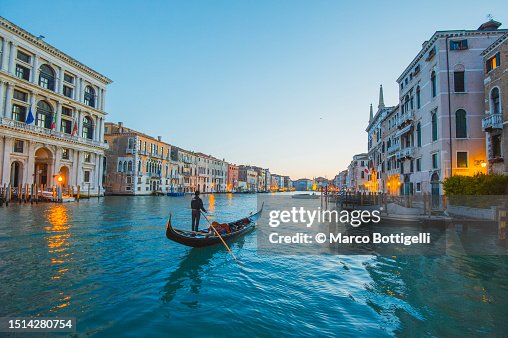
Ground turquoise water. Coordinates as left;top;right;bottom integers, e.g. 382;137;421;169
0;194;508;336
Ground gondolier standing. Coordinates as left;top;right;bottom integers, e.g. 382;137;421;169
191;191;207;231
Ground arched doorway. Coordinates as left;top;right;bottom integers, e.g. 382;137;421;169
59;166;70;186
10;161;23;187
34;147;53;187
431;173;440;209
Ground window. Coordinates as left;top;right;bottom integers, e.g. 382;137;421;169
416;86;421;109
450;39;468;51
410;160;414;173
63;85;73;98
13;140;24;153
432;153;438;169
62;107;73;117
84;153;91;163
13;89;28;102
84;86;95;108
36;100;53;129
39;64;55;91
128;161;133;172
16;50;31;63
62;148;69;160
63;73;74;84
457;152;468;168
361;171;364;179
492;134;502;158
417;122;422;147
414;64;420;75
12;105;27;122
15;64;30;81
431;111;438;141
426;47;436;61
416;158;421;171
416;183;421;192
82;116;94;139
127;138;135;149
454;71;465;92
84;171;90;183
118;161;123;172
431;71;437;97
61;119;72;134
486;52;500;73
455;109;467;138
491;88;500;114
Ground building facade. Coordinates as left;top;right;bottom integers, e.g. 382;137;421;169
482;32;508;174
0;17;111;195
346;153;368;191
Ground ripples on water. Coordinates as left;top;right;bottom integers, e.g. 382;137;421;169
0;194;507;336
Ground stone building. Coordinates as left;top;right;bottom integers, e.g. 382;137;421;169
104;122;175;195
481;32;508;174
0;17;111;195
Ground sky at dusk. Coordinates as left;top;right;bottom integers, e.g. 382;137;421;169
2;0;508;179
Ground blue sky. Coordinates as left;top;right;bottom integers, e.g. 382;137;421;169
2;0;508;179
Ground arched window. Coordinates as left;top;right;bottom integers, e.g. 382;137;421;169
128;161;133;172
138;160;141;172
82;116;94;139
146;161;149;173
431;71;437;97
491;88;500;114
84;86;96;108
416;86;421;109
417;122;422;147
455;109;467;138
118;161;123;172
123;161;127;172
39;64;55;91
36;100;53;129
431;111;438;141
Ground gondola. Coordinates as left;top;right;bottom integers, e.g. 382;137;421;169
165;204;263;248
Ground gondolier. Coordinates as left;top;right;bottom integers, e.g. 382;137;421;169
191;191;207;231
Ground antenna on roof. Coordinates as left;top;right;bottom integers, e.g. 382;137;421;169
37;35;45;40
487;14;493;21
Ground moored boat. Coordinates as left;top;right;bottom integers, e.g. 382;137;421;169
165;204;263;247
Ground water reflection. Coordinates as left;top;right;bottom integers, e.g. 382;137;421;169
45;205;72;310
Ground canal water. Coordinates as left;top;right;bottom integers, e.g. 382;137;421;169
1;194;507;336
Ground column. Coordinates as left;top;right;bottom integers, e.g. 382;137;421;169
4;83;13;119
100;118;105;142
1;38;9;72
31;55;39;84
74;150;81;187
56;101;62;132
96;86;101;111
74;77;81;102
25;141;34;185
101;88;106;111
2;137;11;185
94;154;100;190
0;80;5;118
77;109;83;137
8;42;16;75
58;67;64;95
93;115;98;141
80;79;85;102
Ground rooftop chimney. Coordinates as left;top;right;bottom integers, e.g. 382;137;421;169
158;136;162;142
118;122;123;133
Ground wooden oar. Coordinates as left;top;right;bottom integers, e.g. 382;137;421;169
201;211;239;263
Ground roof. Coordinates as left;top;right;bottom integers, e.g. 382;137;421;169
481;32;508;57
0;16;112;84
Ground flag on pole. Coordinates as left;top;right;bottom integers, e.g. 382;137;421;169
51;112;57;130
25;106;34;125
71;113;78;136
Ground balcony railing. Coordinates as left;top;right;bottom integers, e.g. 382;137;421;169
387;143;400;154
396;110;414;128
0;117;108;149
482;114;503;131
396;147;415;159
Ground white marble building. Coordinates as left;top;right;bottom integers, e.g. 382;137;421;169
0;17;111;194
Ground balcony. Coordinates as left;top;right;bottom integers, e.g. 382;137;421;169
396;110;414;128
396;147;415;160
0;117;108;149
482;114;503;131
387;143;400;155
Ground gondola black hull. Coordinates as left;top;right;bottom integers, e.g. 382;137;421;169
165;206;263;248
